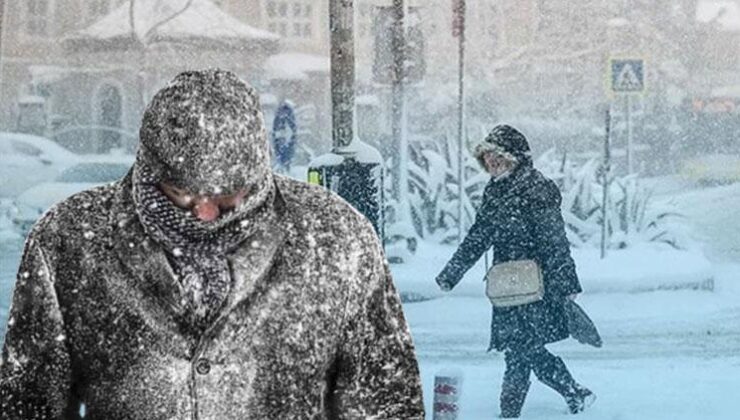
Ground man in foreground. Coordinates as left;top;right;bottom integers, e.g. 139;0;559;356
0;69;424;419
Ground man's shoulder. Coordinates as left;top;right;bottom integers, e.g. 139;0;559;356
26;182;120;245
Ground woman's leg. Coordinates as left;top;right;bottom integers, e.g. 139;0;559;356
499;350;532;418
527;347;594;414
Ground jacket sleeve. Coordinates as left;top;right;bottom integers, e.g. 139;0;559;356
436;197;495;289
0;237;74;419
329;234;425;419
530;181;582;297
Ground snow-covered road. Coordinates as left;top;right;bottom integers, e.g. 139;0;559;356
1;180;740;418
657;181;740;262
404;265;740;419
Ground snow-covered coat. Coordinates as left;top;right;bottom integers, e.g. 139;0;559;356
437;164;582;351
0;69;424;419
0;173;424;420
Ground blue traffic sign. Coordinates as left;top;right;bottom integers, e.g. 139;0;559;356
271;101;297;168
610;59;645;93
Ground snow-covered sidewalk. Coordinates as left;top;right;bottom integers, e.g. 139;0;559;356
399;263;740;419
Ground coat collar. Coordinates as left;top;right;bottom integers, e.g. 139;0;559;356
108;170;287;335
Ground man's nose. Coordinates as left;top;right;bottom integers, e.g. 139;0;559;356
192;196;221;222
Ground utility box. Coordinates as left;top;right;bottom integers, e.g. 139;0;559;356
308;140;384;239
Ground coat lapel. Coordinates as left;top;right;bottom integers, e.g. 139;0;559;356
108;173;289;334
109;175;189;325
217;213;286;325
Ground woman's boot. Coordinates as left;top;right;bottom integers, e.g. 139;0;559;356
531;352;595;414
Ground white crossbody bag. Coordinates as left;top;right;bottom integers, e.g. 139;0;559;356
485;259;544;307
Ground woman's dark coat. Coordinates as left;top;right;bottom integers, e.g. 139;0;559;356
437;164;582;352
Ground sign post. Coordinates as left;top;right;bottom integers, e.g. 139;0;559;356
309;0;385;238
609;58;645;175
453;0;466;244
601;109;611;259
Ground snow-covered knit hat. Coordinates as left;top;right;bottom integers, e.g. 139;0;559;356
472;124;532;168
136;69;273;203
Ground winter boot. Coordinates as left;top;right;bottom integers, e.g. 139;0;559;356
564;384;596;414
531;353;595;414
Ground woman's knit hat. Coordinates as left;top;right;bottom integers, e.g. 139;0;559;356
472;124;532;168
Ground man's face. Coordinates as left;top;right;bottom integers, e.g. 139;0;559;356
159;183;248;222
482;151;516;177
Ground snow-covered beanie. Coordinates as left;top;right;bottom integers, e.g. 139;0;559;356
473;124;533;169
131;69;277;331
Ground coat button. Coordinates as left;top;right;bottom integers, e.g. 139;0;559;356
195;358;211;375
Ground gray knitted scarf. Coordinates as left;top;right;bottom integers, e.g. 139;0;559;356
132;162;276;331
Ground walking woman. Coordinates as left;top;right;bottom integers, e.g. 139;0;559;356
435;125;595;417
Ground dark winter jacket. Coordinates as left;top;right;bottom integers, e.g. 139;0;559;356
0;69;424;420
437;164;582;351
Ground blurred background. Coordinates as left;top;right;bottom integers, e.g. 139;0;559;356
2;1;740;418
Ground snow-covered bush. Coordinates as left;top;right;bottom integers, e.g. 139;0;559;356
536;150;689;250
385;129;489;245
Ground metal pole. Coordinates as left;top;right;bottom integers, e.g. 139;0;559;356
0;0;7;107
391;0;405;204
626;94;632;174
456;0;466;244
601;108;611;259
330;0;355;151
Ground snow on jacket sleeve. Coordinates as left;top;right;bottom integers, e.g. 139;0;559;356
0;235;74;419
435;198;495;289
530;180;582;297
328;229;424;419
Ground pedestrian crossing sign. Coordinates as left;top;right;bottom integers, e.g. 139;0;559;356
610;59;645;93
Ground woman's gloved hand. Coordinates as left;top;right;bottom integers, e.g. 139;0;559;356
435;274;455;292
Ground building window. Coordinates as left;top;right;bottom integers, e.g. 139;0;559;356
25;0;50;36
265;0;313;39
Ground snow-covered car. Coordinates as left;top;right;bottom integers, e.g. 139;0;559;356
0;132;81;198
14;157;134;233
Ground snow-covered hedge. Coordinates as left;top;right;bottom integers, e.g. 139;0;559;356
536;149;690;250
385;143;690;252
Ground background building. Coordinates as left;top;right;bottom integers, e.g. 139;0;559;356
0;0;737;175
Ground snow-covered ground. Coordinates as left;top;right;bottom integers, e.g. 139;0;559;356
392;178;740;419
658;182;740;262
400;258;740;419
1;178;739;418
